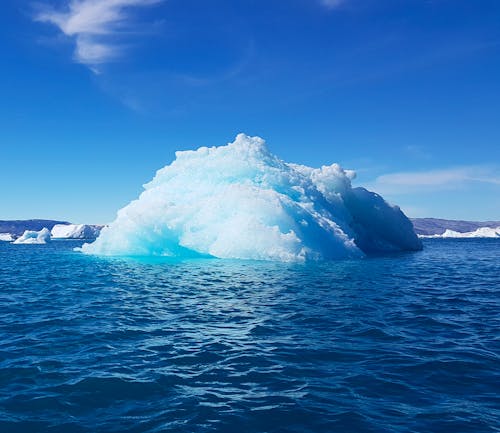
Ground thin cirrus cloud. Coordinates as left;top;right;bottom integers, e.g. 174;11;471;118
34;0;163;70
368;166;500;195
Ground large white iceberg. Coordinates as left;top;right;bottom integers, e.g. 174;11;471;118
13;228;51;244
82;134;422;261
51;224;102;239
422;226;500;239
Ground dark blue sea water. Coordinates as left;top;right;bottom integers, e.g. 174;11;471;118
0;239;499;433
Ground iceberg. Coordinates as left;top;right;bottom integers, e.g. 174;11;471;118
13;228;51;244
82;134;422;261
0;233;14;242
51;224;102;239
422;226;500;238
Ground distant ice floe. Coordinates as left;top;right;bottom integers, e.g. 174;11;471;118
13;228;51;244
5;224;103;244
421;226;500;239
81;134;422;261
51;224;102;239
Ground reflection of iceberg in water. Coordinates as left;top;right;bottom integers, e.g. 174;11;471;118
82;134;422;261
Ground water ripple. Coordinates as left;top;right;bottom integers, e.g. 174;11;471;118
0;239;499;432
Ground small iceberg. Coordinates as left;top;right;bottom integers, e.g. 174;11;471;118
0;233;14;242
82;134;422;261
422;226;500;239
13;228;51;244
51;224;102;239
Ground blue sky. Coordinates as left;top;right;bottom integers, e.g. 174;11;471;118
1;0;499;223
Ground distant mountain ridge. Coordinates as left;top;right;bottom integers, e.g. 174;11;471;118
411;218;500;236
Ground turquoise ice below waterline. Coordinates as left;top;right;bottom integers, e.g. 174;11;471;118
81;134;422;259
1;239;499;433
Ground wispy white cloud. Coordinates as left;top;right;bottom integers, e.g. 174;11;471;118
367;166;500;195
35;0;162;70
319;0;345;9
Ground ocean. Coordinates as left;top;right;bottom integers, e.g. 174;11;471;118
0;239;498;433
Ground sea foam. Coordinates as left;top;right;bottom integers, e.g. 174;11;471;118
82;134;422;260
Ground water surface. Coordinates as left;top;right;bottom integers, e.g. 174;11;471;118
0;239;498;432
